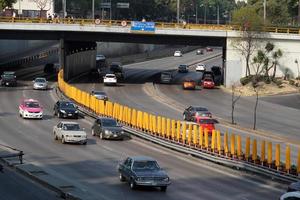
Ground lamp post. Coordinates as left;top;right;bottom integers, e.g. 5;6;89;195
177;0;180;23
217;4;219;25
200;4;207;24
92;0;95;19
195;2;198;24
263;0;266;23
62;0;67;18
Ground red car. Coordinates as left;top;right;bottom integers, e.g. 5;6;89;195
196;117;217;134
202;78;215;89
206;47;213;52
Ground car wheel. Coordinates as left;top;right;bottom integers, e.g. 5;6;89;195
61;136;65;144
119;173;126;182
129;179;136;190
92;129;95;136
54;132;58;140
82;141;87;145
160;186;167;192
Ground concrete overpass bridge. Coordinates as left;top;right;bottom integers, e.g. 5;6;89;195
1;17;300;85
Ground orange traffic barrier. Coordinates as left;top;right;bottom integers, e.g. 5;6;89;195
217;130;221;154
176;121;181;141
275;144;280;170
182;122;186;144
267;142;273;167
166;118;171;139
188;123;192;145
193;125;198;146
285;145;291;173
157;116;162;136
199;127;203;148
297;149;300;174
237;135;242;158
131;109;137;127
211;130;216;151
230;134;235;157
171;120;175;140
224;132;229;155
152;115;157;134
252;139;257;162
204;128;209;149
245;137;250;161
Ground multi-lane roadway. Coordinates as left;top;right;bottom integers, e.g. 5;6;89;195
0;50;287;199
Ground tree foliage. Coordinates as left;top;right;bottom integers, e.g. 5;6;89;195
0;0;17;9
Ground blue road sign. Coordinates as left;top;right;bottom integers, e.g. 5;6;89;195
131;21;155;33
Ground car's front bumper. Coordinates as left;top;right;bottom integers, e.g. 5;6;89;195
33;85;47;90
60;112;78;118
103;133;124;140
23;113;43;119
135;180;171;187
64;137;87;144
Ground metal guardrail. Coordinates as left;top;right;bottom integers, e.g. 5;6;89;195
0;17;299;35
0;143;24;164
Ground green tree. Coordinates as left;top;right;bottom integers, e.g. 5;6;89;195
0;0;17;9
231;6;263;77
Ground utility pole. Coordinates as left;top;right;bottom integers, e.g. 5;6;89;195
177;0;180;23
92;0;95;19
263;0;266;23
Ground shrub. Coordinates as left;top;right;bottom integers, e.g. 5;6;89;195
240;75;253;85
273;79;283;87
289;80;295;85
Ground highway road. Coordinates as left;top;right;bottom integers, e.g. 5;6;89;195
0;163;60;200
0;57;286;199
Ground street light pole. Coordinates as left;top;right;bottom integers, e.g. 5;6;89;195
195;3;198;24
177;0;180;23
217;4;219;25
92;0;95;19
204;4;207;24
62;0;66;18
263;0;266;23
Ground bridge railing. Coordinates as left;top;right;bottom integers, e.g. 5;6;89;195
0;17;299;35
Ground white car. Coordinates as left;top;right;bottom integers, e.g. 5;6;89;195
103;74;117;86
174;51;182;57
53;121;87;145
196;64;206;72
33;77;48;90
280;191;300;200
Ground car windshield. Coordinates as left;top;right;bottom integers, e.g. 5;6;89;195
106;75;116;78
179;65;187;68
25;102;40;108
102;119;117;127
93;91;106;96
2;74;15;79
194;107;208;111
204;79;213;82
199;119;215;124
132;161;160;171
35;78;46;83
60;102;75;109
63;124;80;131
161;73;171;77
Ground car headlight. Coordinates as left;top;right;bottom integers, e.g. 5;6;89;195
65;135;70;137
121;130;124;134
136;177;142;181
104;130;110;134
75;110;78;113
60;110;66;113
163;177;169;182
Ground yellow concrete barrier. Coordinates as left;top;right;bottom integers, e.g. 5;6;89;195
297;150;300;174
119;105;124;122
161;117;166;137
127;108;131;125
267;142;273;167
182;122;186;144
204;128;209;149
193;125;198;146
245;137;250;160
217;130;221;154
152;115;157;134
188;123;192;145
285;145;291;172
149;114;153;133
230;134;235;157
224;132;228;155
131;109;137;127
261;141;265;164
166;118;171;139
176;121;181;141
199;127;203;148
211;130;216;151
157;116;162;136
275;144;280;170
237;135;242;158
171;120;175;140
252;139;257;162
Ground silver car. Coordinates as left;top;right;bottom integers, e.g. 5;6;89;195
53;121;87;144
91;91;108;101
33;77;48;90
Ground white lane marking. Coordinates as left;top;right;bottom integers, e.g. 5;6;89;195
129;139;169;155
172;154;284;193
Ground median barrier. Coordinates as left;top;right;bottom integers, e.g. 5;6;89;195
57;70;300;180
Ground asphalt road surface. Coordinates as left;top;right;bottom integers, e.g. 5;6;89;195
0;163;60;200
0;57;286;199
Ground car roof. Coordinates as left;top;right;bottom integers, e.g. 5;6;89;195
191;106;208;109
105;74;116;76
97;117;116;121
130;156;156;162
24;99;39;102
61;121;79;125
35;77;46;80
3;71;15;74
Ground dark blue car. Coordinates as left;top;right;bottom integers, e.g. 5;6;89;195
118;156;171;191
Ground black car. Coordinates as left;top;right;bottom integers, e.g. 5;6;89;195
183;106;212;121
110;62;124;80
178;64;188;73
53;101;78;119
1;71;17;86
160;72;173;84
91;117;125;140
118;156;171;191
288;181;300;192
